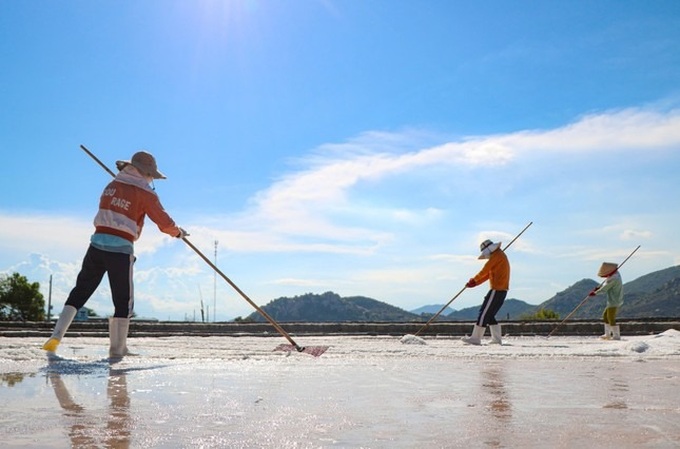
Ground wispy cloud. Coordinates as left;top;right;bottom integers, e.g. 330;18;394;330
518;107;680;151
0;211;184;259
620;229;653;241
6;106;677;259
269;278;328;287
2;106;679;319
223;106;680;254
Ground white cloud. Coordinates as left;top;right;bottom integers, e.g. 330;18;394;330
0;211;184;262
428;253;477;264
222;106;680;255
620;229;653;241
498;107;680;153
269;278;327;287
2;106;680;319
0;213;90;260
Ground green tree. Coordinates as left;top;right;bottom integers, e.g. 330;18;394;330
84;307;99;317
0;273;45;321
520;308;560;321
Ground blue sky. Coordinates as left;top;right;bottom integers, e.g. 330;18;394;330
1;1;679;321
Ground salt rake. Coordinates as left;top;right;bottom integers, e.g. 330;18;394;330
80;144;328;357
547;245;640;338
182;238;329;357
407;221;533;341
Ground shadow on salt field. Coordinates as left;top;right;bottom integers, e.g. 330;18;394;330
42;353;169;376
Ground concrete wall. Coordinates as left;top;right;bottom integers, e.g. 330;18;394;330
1;319;679;338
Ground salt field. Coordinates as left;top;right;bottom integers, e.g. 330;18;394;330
1;330;679;448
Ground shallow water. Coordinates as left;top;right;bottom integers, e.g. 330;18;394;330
1;332;679;448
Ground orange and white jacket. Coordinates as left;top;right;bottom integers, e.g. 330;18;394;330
472;249;510;291
93;167;180;242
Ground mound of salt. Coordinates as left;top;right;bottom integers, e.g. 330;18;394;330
400;334;427;345
628;341;650;353
654;329;680;338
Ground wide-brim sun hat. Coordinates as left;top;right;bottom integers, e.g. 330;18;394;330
598;262;618;277
478;239;502;259
116;151;166;179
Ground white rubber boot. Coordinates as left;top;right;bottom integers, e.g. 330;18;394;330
109;317;130;359
600;323;612;340
43;305;78;352
462;325;485;345
611;325;621;341
489;324;503;345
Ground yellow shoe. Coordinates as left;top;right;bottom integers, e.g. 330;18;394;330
42;338;60;352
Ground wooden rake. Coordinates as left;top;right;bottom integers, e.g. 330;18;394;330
80;144;328;357
547;245;640;337
413;221;533;337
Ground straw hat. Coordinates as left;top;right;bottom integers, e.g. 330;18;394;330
597;262;618;277
116;151;166;179
478;239;502;260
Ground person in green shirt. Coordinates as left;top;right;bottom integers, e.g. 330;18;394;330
589;262;624;340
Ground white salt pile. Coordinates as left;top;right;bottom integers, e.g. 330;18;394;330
400;333;427;345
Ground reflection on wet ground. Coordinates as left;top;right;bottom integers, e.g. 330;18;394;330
482;364;512;421
41;356;169;449
0;335;679;448
48;369;131;448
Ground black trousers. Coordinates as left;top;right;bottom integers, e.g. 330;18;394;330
65;245;135;318
476;289;508;327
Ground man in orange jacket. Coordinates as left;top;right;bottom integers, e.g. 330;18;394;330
462;239;510;345
43;151;187;359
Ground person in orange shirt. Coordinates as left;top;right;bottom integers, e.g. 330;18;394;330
462;239;510;345
43;151;187;359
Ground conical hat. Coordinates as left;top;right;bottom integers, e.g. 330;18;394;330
598;262;618;277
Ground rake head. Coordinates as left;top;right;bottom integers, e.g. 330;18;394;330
274;344;329;357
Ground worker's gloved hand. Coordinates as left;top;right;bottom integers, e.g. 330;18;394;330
176;227;189;238
588;288;597;297
466;278;477;288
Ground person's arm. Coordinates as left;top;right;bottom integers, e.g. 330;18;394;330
144;192;182;237
467;259;494;287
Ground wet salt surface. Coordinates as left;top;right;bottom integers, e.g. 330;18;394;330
1;330;679;448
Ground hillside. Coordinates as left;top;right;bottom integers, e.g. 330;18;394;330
538;279;600;319
245;291;421;322
619;277;680;318
447;298;537;321
536;266;680;319
621;266;680;295
410;304;455;316
240;265;680;322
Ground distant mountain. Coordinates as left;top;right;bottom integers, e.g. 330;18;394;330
446;306;478;321
622;277;680;317
538;279;600;319
622;266;680;295
498;298;539;319
447;298;537;321
410;304;455;316
245;291;421;322
240;266;680;322
530;265;680;319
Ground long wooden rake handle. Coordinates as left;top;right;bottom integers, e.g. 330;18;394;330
79;144;305;352
414;221;533;336
181;237;304;350
80;144;116;177
548;245;641;337
414;286;467;336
